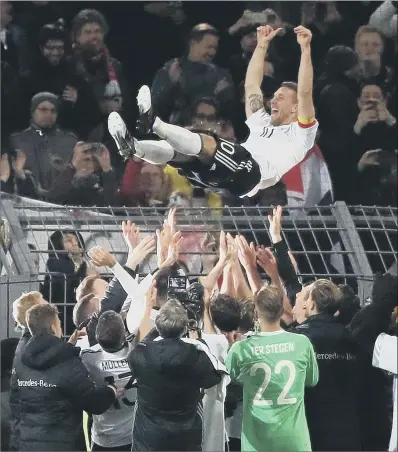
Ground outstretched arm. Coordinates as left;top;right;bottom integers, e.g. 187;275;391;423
244;25;281;119
294;25;315;123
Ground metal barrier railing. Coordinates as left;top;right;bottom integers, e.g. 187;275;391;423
1;193;397;338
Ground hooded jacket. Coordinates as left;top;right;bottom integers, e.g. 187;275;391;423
127;330;222;451
12;332;115;451
41;230;87;334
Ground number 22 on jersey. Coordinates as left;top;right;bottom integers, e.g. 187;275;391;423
250;360;297;406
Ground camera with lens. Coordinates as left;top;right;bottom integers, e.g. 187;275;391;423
166;269;205;332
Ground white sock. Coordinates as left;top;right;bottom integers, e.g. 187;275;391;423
135;139;175;165
153;117;202;156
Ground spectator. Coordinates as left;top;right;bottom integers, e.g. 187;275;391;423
0;1;30;77
357;149;397;206
354;82;397;151
355;25;394;88
12;1;72;55
8;92;78;200
138;163;170;206
131;2;186;85
22;19;97;137
12;303;119;451
187;97;237;162
353;83;397;205
189;96;220;127
46;142;119;206
292;280;361;451
0;152;11;193
315;45;362;202
120;160;170;207
0;148;43;198
151;23;236;126
127;299;223;451
300;2;357;74
81;311;136;451
228;9;284;86
70;9;134;140
41;229;96;335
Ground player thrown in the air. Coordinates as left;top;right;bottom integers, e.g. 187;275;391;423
108;25;318;199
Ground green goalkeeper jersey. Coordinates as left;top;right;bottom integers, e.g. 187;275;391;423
225;330;319;452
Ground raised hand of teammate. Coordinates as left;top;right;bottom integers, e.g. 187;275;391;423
156;224;172;266
256;246;279;283
88;246;117;269
294;25;312;48
226;233;239;263
122;220;141;249
200;233;218;272
256;25;282;46
145;282;158;312
267;205;283;243
127;235;156;271
219;230;228;264
166;207;177;237
236;235;257;272
288;251;299;274
68;327;87;345
160;231;183;269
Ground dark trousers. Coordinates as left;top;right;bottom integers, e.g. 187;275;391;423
92;442;132;451
228;437;241;451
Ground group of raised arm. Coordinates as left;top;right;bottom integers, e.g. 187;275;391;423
80;204;300;346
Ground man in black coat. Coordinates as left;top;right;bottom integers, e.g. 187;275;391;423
12;303;119;451
128;299;224;451
292;279;361;451
1;338;18;452
9;291;48;451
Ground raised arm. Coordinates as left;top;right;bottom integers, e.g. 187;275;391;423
200;231;228;294
244;25;281;119
236;235;263;295
228;234;253;299
294;25;315;123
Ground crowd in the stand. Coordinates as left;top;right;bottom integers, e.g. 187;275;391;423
0;1;397;208
1;206;397;452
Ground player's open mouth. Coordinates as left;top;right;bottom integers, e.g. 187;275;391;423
271;109;278;113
